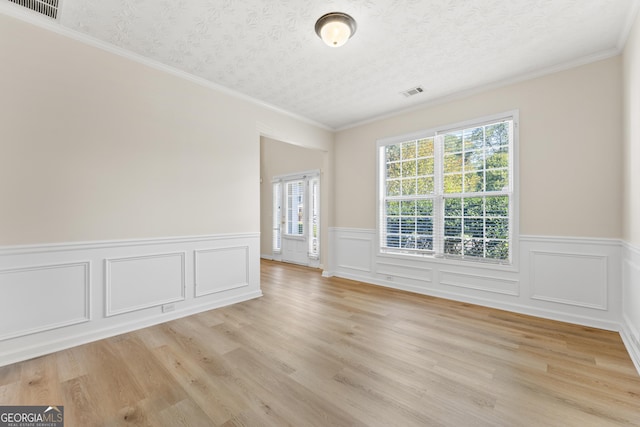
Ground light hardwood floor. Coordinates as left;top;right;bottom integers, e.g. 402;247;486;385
1;260;639;426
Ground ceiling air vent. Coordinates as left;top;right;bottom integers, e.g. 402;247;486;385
7;0;59;19
401;86;424;97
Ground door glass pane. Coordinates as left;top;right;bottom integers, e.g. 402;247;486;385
286;181;304;236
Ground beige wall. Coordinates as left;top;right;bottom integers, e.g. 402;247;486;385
0;11;627;245
0;14;332;245
260;137;328;263
624;12;640;245
334;57;623;239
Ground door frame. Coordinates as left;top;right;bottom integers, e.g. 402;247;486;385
271;169;321;268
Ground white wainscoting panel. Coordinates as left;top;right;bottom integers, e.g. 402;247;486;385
376;261;433;283
0;233;261;367
530;250;608;310
105;252;186;316
440;269;519;296
328;228;622;333
0;262;90;340
195;246;249;297
622;242;640;374
335;229;373;273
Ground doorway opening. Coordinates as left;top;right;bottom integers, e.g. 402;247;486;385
272;170;320;267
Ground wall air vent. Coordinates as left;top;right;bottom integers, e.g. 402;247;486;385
401;86;424;97
7;0;59;19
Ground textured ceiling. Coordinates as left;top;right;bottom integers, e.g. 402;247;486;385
11;1;640;128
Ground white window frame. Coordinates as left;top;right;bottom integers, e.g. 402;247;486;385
376;111;519;269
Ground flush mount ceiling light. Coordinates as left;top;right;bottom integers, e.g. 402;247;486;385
315;12;357;47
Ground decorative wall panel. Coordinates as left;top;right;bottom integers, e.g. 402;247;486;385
0;262;90;340
195;246;249;297
530;250;607;310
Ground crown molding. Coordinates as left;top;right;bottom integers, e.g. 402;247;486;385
618;0;640;51
336;47;621;132
0;3;332;132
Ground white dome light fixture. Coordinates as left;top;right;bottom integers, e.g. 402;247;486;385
315;12;357;47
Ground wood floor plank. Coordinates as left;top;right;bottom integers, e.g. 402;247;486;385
0;259;639;426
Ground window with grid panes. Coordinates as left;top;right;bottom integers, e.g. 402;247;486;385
378;114;515;264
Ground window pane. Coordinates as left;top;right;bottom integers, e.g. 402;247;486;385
286;181;304;236
387;217;399;234
417;217;433;235
444;132;463;153
387;162;401;179
401;200;416;215
416;199;433;215
464;217;484;238
444;153;463;173
486;148;509;169
444;238;462;255
402;141;416;159
486;169;508;191
444;218;462;236
402;160;417;176
416;236;433;250
418;138;434;157
401;235;415;248
401;217;416;234
402;179;417;195
486;218;509;239
417;177;434;194
464;197;483;216
444;198;462;216
486;122;510;148
465;127;484;151
464;239;485;257
386;200;400;216
465;150;484;171
486;196;509;217
486;240;509;260
444;174;463;193
386;180;400;196
386;234;400;248
386;144;400;162
464;172;483;192
417;157;434;176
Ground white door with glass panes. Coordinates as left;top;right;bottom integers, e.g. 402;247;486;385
272;171;320;267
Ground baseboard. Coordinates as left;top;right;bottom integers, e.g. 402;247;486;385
0;233;261;367
621;313;640;374
333;269;621;332
0;290;262;367
329;229;620;321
